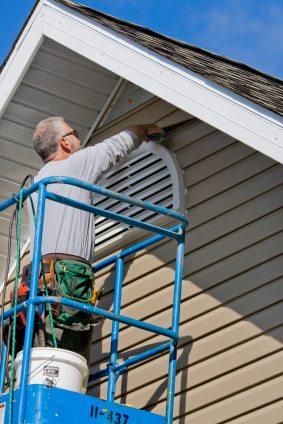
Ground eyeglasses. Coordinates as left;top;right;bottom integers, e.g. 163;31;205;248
62;129;79;139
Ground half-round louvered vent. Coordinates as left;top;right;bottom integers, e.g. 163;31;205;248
93;141;185;249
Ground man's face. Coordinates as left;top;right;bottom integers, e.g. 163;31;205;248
61;123;81;153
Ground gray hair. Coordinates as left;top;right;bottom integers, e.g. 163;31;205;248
33;116;66;162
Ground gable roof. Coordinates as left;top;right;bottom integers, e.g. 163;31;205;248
52;0;283;119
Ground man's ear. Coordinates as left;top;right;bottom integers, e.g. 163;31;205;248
59;136;72;153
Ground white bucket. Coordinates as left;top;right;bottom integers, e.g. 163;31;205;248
14;347;89;393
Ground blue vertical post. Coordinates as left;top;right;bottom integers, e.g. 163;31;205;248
165;226;186;424
0;342;7;393
107;257;124;401
18;184;46;424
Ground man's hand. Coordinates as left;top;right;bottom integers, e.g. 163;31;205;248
127;124;165;143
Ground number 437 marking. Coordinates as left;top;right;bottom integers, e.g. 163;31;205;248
90;405;129;423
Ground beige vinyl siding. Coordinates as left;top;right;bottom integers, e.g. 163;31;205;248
89;99;283;423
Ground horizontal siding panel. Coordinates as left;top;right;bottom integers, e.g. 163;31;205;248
177;131;236;169
183;141;255;186
94;167;283;292
93;231;283;336
89;305;283;410
228;398;283;424
176;222;283;284
188;186;283;250
94;244;283;338
94;278;282;353
90;300;283;376
111;301;283;371
122;351;283;414
186;153;275;207
187;208;283;269
186;165;283;226
166;120;215;151
95;213;283;294
188;232;283;292
91;326;283;401
93;157;281;289
177;375;283;424
185;255;283;314
95;254;283;335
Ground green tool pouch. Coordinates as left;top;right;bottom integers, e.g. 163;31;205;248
51;259;94;330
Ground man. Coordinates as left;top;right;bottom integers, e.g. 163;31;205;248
28;116;164;362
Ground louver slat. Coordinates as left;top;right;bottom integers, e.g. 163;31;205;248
95;188;173;237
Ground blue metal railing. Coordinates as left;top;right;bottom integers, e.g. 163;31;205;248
0;176;188;424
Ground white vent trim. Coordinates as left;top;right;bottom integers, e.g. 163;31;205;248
93;141;185;251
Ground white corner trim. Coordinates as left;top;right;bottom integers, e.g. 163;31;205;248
0;2;45;118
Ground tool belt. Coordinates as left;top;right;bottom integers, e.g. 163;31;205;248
20;253;101;331
22;253;91;289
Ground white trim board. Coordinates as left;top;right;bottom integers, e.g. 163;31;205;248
0;2;45;117
1;0;283;163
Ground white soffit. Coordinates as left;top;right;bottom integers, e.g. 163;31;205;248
38;0;283;164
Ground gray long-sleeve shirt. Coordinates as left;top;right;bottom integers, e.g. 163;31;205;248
28;131;140;262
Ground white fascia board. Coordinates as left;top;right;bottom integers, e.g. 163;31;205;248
0;2;45;118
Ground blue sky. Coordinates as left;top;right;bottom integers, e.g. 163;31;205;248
1;0;283;79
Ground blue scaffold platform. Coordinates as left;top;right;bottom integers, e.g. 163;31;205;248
0;385;165;424
0;177;188;423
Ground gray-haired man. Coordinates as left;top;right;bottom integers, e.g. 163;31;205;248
27;117;164;362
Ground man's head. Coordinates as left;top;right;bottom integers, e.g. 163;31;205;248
33;116;81;162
